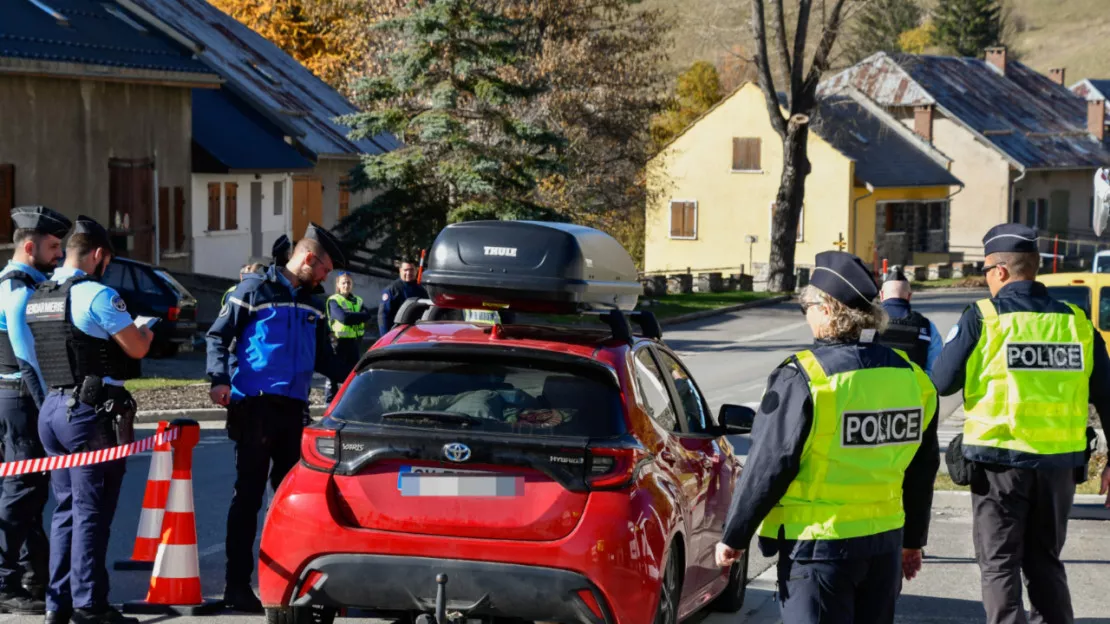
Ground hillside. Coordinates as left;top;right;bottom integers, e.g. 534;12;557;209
647;0;1110;83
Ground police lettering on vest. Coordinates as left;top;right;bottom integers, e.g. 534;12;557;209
843;408;924;447
1005;343;1084;370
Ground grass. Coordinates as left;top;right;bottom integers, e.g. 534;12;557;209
637;290;786;320
124;378;205;392
936;453;1109;496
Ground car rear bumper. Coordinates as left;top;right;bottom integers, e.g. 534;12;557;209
291;554;612;624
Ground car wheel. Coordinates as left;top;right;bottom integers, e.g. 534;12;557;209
711;548;748;612
265;606;337;624
654;548;681;624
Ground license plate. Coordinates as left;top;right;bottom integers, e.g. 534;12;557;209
397;466;523;497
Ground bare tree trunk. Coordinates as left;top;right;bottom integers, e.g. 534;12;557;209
768;119;810;292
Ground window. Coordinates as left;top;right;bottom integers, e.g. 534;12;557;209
669;200;697;239
879;201;949;253
108;158;154;261
207;182;221;231
770;202;804;242
1045;286;1091;318
732;137;762;171
328;358;625;437
133;267;164;297
273;181;284;216
1100;288;1110;331
224;182;238;230
99;262;126;290
338;177;351;220
1012;199;1021;223
656;350;712;433
1025;198;1048;229
632;349;679;432
0;164;13;242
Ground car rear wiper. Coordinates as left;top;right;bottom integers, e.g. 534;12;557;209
381;411;485;427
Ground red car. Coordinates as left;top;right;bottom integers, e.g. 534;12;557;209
259;222;755;624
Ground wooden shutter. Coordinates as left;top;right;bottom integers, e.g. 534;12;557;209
670;202;684;237
684;203;696;237
173;187;185;250
338;177;351;220
670;201;696;238
225;182;238;230
732;138;761;171
158;187;170;251
207;182;221;231
0;165;13;242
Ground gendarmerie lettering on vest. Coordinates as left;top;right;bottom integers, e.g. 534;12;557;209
842;408;924;447
1005;343;1084;371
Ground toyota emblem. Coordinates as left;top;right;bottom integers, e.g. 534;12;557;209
443;443;472;463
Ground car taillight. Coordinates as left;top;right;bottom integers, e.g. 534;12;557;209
302;427;338;471
576;589;606;621
167;306;180;321
587;446;646;490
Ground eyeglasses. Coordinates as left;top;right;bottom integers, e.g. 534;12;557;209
982;261;1008;274
799;301;819;316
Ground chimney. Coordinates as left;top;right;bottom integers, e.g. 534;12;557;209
1090;99;1106;141
914;105;934;143
1049;68;1066;86
985;46;1007;75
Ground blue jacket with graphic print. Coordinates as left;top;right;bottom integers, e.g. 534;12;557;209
206;265;344;403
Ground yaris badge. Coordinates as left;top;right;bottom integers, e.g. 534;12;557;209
443;443;472;463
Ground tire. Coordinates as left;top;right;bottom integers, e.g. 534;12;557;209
265;606;337;624
711;548;749;612
654;548;681;624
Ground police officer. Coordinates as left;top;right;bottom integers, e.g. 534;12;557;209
716;251;939;623
28;216;152;624
207;223;349;612
271;234;291;267
324;272;370;403
877;268;944;372
377;260;428;336
222;264;266;308
0;207;71;613
931;224;1110;624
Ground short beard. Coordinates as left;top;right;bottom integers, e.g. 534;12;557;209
296;264;318;289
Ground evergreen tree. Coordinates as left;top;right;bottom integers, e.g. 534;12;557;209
846;0;924;62
933;0;1004;57
339;0;567;262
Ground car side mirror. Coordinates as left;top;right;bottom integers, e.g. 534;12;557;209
718;404;755;435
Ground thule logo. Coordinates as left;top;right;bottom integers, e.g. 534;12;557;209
484;246;517;258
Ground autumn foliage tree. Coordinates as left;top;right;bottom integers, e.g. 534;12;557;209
650;61;725;150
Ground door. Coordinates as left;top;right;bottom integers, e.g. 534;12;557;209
652;347;730;596
292;176;323;240
251;182;263;258
1049;190;1070;235
108;159;155;262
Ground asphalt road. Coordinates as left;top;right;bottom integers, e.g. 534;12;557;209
1;288;1027;624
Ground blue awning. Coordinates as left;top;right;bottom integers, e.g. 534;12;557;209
192;88;313;173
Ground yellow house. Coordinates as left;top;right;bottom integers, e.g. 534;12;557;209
645;83;963;278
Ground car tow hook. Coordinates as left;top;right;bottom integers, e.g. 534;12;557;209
416;574;461;624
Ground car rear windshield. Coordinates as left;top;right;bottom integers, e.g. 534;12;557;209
154;269;193;301
329;358;625;438
1045;286;1091;318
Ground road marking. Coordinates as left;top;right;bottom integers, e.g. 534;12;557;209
733;321;807;344
199;543;225;559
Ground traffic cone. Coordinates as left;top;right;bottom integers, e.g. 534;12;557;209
124;419;223;615
115;421;171;571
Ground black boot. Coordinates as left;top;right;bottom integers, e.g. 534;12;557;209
71;606;138;624
223;584;263;613
23;583;46;602
0;586;46;614
45;610;72;624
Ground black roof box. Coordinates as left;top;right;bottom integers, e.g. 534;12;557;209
421;221;642;313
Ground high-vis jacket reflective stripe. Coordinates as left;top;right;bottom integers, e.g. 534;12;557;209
962;299;1091;461
758;349;936;542
327;294;365;339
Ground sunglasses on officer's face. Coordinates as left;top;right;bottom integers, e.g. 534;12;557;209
982;261;1008;274
799;300;819;316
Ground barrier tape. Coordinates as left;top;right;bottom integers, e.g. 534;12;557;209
0;427;179;478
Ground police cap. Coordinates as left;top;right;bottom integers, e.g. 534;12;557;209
810;250;879;311
983;223;1038;255
303;223;347;269
73;215;115;255
11;206;72;239
271;234;291;263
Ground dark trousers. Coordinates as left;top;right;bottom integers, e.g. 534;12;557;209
776;550;902;624
972;464;1075;624
323;338;361;404
38;391;125;612
0;388;49;591
225;396;304;587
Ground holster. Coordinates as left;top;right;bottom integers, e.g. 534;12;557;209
945;432;977;487
92;384;137;447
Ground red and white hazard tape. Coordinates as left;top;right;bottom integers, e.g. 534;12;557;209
0;428;179;478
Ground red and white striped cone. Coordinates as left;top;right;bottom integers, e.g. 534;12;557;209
115;421;171;571
124;419;223;615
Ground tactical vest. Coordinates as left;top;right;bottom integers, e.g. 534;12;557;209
962;299;1091;467
0;271;35;376
222;286;234;308
878;310;931;369
25;277;140;388
758;348;936;542
327;294;365;339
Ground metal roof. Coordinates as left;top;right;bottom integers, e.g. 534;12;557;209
811;92;962;189
822;53;1110;170
121;0;400;159
192;88;313;173
0;0;214;77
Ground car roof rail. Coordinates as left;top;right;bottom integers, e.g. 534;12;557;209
395;297;435;325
